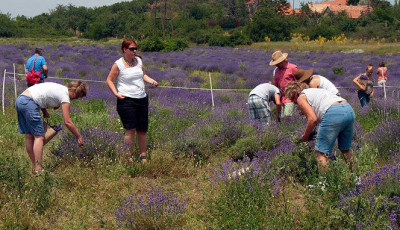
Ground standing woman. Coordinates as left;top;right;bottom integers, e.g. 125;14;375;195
285;81;356;172
376;62;388;86
106;39;158;163
15;81;87;174
353;63;374;107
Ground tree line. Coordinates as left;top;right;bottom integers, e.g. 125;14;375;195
1;0;399;49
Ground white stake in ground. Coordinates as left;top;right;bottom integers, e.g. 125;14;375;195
209;72;214;108
2;69;6;115
13;63;17;99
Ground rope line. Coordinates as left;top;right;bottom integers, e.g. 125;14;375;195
3;71;399;91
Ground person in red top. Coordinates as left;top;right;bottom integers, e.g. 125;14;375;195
269;50;298;117
377;62;388;87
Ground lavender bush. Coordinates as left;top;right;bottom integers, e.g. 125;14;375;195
337;160;400;229
50;127;124;162
115;185;187;229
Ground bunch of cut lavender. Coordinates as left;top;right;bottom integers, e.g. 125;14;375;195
50;127;124;161
50;124;63;132
115;185;187;229
337;161;400;229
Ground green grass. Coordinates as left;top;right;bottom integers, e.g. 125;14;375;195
2;40;400;229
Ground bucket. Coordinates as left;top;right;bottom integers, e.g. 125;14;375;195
43;121;57;145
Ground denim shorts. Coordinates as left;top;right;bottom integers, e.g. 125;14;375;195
315;103;355;155
15;95;44;136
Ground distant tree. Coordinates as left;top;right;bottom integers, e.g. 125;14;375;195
245;0;296;41
347;0;360;5
0;13;18;37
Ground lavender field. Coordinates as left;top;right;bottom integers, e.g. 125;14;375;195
1;43;400;229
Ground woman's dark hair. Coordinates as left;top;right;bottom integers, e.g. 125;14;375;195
379;62;385;67
121;39;142;59
34;48;42;55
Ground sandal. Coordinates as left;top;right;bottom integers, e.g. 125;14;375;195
139;155;147;163
127;156;134;163
32;168;45;176
126;153;134;163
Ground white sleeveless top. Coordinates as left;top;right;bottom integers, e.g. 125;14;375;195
301;88;345;121
310;75;339;95
115;57;146;99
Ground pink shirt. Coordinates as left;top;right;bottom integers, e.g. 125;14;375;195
377;67;387;81
272;62;298;103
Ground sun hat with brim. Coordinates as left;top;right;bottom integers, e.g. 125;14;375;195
269;51;288;66
295;68;314;83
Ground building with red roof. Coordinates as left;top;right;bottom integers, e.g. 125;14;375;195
308;0;372;18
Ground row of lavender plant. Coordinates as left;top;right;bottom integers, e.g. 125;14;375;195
1;44;400;228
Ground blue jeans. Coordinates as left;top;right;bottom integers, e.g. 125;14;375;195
315;103;355;155
15;95;44;135
357;90;370;107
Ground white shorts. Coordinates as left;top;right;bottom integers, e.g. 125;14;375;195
378;80;386;86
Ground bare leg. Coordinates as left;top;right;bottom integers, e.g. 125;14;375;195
26;134;44;172
137;130;147;163
315;151;329;173
25;134;35;165
33;135;44;171
124;129;136;162
341;149;356;172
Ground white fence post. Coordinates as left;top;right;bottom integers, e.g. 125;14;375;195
383;81;387;100
13;63;17;99
2;69;6;115
209;72;214;108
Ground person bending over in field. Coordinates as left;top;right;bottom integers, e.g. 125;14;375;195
248;83;282;123
106;39;158;163
285;81;356;173
294;68;340;96
15;81;87;175
270;50;298;117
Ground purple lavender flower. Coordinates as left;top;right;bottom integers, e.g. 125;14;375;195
115;185;186;228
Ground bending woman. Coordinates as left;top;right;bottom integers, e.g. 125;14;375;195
15;81;87;174
106;39;158;163
285;81;356;172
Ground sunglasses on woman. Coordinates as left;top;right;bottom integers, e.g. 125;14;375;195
128;47;138;51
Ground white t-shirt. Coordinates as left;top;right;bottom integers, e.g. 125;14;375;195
28;82;70;108
310;75;339;95
115;57;146;99
301;88;345;121
249;83;280;102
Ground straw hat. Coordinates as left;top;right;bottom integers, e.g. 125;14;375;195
269;51;288;66
295;68;314;83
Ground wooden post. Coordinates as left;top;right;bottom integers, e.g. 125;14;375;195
162;0;167;40
209;72;214;108
153;0;158;37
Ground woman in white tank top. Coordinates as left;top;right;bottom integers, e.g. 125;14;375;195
106;39;158;163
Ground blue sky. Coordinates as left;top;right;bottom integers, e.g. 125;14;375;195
1;0;396;18
1;0;126;18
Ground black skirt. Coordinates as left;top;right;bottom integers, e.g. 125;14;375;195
116;96;149;132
